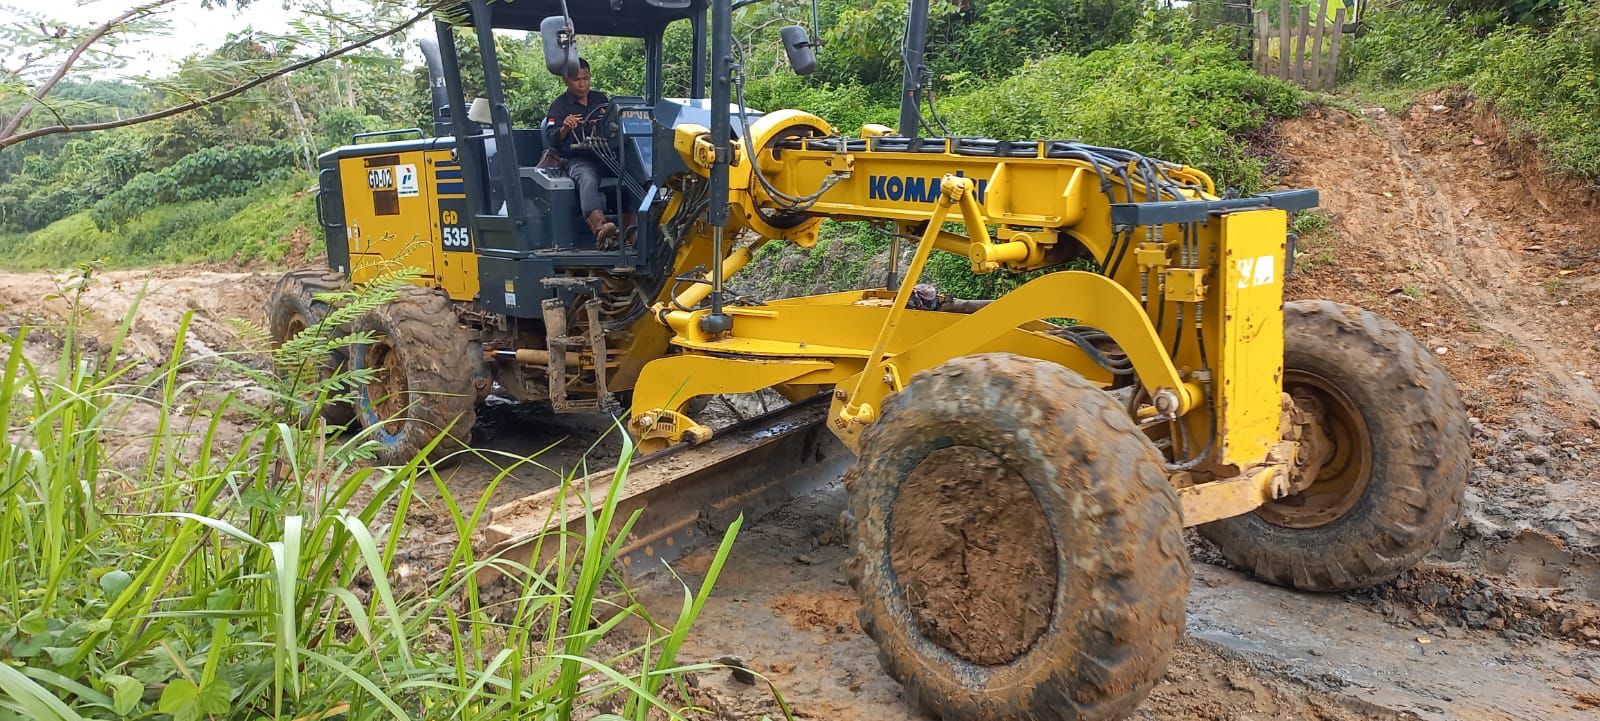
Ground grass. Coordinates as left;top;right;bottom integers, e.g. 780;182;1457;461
0;265;752;720
1402;282;1426;299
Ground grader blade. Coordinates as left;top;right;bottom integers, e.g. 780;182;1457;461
478;396;851;582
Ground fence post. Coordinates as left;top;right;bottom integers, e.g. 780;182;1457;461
1310;0;1329;90
1253;9;1269;74
1278;0;1291;81
1326;7;1347;88
1294;5;1310;86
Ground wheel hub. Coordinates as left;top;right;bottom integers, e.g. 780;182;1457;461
889;445;1057;666
366;342;408;434
1257;371;1374;529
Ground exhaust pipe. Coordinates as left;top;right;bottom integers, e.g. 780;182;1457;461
419;36;451;137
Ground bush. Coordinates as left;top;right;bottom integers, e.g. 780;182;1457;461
1471;2;1600;177
943;39;1303;193
3;176;316;270
1343;4;1484;87
91;145;299;229
1346;1;1600;179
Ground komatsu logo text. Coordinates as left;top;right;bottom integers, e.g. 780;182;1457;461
867;173;989;204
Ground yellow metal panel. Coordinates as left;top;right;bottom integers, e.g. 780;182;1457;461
1163;268;1207;303
1215;208;1288;467
339;151;438;285
426;150;479;301
1178;465;1282;525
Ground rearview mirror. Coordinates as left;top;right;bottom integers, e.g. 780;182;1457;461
779;25;816;76
540;15;580;77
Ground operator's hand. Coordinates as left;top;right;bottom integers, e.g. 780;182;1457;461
562;113;581;131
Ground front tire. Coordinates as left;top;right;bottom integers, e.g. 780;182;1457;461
1198;300;1470;591
350;286;483;465
846;353;1188;721
267;268;356;427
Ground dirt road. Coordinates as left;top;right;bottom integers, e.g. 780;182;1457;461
4;99;1599;719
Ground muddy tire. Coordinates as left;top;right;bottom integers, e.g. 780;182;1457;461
350;286;482;465
1198;300;1469;592
266;268;356;427
845;353;1188;721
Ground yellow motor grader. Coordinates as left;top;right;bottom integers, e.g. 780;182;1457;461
268;1;1470;718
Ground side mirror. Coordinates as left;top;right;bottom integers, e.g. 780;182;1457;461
540;15;580;77
779;25;816;76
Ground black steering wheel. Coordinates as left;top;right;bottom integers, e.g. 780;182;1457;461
570;100;618;150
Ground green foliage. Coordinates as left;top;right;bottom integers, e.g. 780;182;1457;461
942;36;1303;193
1423;0;1565;27
1346;0;1600;179
0;266;744;721
1471;2;1600;177
90;145;299;229
0;129;152;232
819;0;1152;88
0;176;316;270
1344;4;1484;87
1290;209;1332;235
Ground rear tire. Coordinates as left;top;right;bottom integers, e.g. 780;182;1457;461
1198;300;1469;591
846;353;1188;721
350;286;483;465
267;268;356;427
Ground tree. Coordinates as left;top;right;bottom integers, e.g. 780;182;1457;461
0;0;179;141
0;0;444;150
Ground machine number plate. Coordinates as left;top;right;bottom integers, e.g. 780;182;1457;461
438;205;473;252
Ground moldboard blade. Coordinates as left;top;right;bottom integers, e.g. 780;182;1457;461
477;396;852;584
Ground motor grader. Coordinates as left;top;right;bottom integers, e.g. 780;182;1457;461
268;0;1470;718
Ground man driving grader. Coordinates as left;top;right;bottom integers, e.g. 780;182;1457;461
271;1;1469;719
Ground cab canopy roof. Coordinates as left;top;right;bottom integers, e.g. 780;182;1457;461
435;0;707;37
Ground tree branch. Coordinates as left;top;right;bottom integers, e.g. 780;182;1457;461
0;1;447;150
0;0;179;140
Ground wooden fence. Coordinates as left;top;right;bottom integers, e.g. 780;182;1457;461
1253;0;1348;91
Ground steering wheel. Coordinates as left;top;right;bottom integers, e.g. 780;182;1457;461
570;101;618;150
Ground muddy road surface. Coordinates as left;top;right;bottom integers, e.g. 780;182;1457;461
5;98;1600;719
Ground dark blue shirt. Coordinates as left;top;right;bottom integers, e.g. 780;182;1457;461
545;88;610;158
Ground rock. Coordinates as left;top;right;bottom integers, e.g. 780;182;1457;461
793;554;815;565
1416;610;1443;628
1494;169;1520;181
1528;447;1551;465
1418;582;1452;607
1464;610;1490;628
1486;616;1506;631
1308;648;1325;657
714;655;756;685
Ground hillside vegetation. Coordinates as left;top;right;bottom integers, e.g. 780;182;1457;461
1345;0;1600;179
1;0;1594;281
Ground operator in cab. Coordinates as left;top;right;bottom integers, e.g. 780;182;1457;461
545;58;619;247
